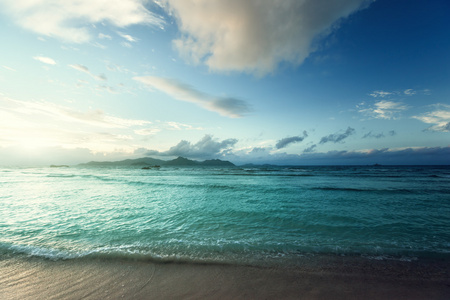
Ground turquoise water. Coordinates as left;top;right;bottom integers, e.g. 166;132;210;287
1;165;449;265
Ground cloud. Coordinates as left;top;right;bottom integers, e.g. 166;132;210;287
148;135;238;159
134;128;160;136
412;104;450;132
319;127;355;144
117;32;138;42
297;147;450;165
0;95;157;159
98;33;112;40
1;96;151;130
0;0;164;43
403;89;416;96
229;146;450;166
164;0;372;75
276;131;308;149
69;64;107;81
0;145;147;166
369;90;393;98
33;56;56;65
359;100;408;119
370;89;424;98
249;147;267;154
2;65;16;71
303;144;317;153
362;131;384;139
134;76;251;118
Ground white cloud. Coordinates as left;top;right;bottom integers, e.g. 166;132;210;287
147;135;238;159
359;100;408;119
121;42;133;48
369;90;393;98
412;104;450;132
403;89;416;96
1;0;164;43
134;76;251;118
163;0;372;75
2;65;16;71
98;33;112;40
134;128;160;136
33;56;56;65
117;32;138;42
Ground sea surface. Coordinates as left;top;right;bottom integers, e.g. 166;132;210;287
1;165;449;267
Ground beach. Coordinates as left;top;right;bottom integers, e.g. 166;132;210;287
1;255;449;300
1;165;449;299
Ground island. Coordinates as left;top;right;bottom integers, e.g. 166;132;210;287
78;156;235;168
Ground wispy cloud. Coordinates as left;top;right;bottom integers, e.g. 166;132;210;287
276;131;308;149
117;32;138;43
0;95;154;155
362;131;384;139
134;76;251;118
2;97;150;129
134;128;160;136
98;33;112;40
2;65;16;71
69;64;107;81
369;89;422;98
359;100;408;119
362;130;396;139
369;90;392;98
164;0;372;75
403;89;416;96
412;104;450;132
319;127;355;144
1;0;164;43
33;56;56;65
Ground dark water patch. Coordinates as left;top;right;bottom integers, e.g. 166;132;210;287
46;174;76;178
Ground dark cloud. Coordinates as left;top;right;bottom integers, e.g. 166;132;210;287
235;146;450;166
250;147;267;154
443;122;450;131
319;127;355;144
147;135;238;159
362;131;385;139
299;147;450;165
303;144;317;153
276;131;308;149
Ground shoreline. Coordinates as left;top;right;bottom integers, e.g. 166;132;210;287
1;255;449;299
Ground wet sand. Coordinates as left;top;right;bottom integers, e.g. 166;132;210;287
1;256;449;300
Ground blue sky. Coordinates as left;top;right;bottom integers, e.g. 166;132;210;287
0;0;449;166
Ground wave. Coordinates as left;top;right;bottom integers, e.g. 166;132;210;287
2;239;449;266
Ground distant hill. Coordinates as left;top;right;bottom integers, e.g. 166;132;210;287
78;156;235;167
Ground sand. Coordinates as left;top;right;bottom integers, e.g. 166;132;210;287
1;255;449;300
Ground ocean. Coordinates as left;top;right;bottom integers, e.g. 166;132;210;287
1;165;449;267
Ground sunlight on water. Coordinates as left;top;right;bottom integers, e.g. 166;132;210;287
1;166;449;265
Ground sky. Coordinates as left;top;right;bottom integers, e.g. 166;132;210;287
0;0;449;166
